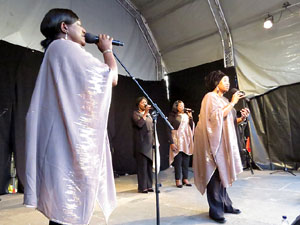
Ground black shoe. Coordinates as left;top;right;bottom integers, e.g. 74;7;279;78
210;216;226;224
138;189;148;193
182;179;192;187
225;208;241;214
176;184;183;188
147;188;154;192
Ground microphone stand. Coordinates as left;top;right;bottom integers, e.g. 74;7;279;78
113;53;174;225
241;100;254;174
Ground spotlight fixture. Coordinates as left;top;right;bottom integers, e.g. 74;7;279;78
263;14;273;29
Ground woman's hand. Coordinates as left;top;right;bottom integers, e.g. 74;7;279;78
142;105;151;120
187;111;193;119
96;34;118;86
240;108;250;120
231;91;245;105
170;144;178;152
145;105;151;112
237;108;250;123
96;34;113;53
144;105;151;115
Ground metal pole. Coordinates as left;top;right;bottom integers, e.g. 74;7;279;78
152;111;160;225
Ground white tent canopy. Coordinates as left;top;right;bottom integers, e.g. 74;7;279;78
130;0;300;96
0;0;159;80
1;0;300;96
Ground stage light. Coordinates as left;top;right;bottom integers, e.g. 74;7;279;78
262;1;300;30
263;14;273;29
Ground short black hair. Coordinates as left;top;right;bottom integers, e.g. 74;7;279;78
205;70;226;92
40;8;79;49
136;96;147;107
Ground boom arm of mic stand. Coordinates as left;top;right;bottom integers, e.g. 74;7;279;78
113;52;174;130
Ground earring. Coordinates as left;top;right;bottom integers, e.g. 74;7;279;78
216;86;220;94
65;32;68;40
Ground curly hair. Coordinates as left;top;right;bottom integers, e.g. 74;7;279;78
204;70;226;92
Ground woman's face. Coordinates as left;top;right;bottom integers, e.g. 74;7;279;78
67;20;86;46
177;102;184;113
217;76;230;93
138;99;147;111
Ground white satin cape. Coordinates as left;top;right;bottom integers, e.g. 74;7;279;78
24;39;116;224
193;92;243;195
169;113;194;165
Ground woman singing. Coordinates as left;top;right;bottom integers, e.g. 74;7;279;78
193;70;249;223
24;8;118;225
132;97;154;193
168;100;194;188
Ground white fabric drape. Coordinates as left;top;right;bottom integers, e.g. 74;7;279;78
24;39;116;224
233;9;300;96
169;113;194;165
193;92;242;195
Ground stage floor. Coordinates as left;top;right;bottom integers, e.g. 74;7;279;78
1;168;300;225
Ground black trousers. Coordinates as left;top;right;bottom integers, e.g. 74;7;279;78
136;152;153;191
173;152;190;180
49;221;62;225
207;169;233;219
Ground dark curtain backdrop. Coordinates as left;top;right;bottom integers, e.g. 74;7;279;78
2;39;300;194
167;59;237;125
247;83;300;170
109;76;170;175
0;40;169;194
0;41;43;194
168;60;300;171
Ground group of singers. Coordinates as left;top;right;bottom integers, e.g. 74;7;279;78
23;8;250;225
133;70;249;224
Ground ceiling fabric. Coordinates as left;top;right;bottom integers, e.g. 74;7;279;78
0;0;159;80
234;9;300;96
130;0;300;95
131;0;223;73
1;0;300;90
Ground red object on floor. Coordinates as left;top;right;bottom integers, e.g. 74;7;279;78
246;137;251;152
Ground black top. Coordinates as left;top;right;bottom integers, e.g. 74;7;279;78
132;110;154;160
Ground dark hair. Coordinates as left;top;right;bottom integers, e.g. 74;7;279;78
171;100;183;113
40;8;79;49
204;70;226;92
136;96;147;107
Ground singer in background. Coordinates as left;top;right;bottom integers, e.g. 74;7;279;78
227;88;250;168
132;97;154;193
168;100;194;188
193;70;249;224
24;8;118;225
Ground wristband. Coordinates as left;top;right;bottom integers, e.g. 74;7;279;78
102;49;112;54
230;102;235;107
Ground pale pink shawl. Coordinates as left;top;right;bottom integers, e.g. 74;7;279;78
169;113;194;164
193;92;243;195
24;39;116;224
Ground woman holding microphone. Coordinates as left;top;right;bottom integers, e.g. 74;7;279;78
168;100;194;188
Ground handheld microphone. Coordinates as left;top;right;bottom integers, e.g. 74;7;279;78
228;88;250;102
85;33;124;46
184;108;194;113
